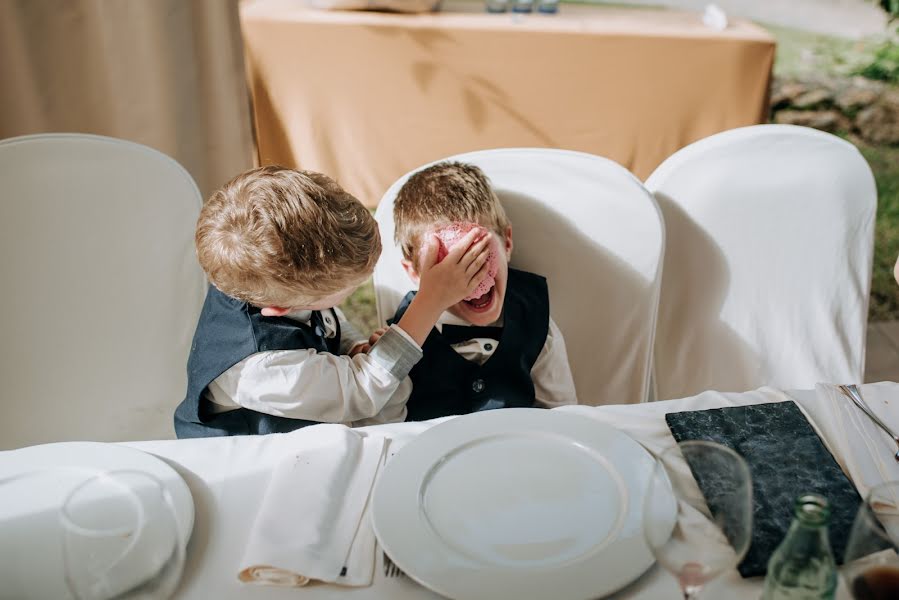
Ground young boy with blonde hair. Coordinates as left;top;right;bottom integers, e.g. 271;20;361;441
174;166;490;437
389;161;577;420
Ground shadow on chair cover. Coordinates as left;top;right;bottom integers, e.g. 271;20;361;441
646;124;876;400
374;148;665;406
0;134;206;449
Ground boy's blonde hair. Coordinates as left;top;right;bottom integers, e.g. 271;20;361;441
196;166;380;307
394;162;510;265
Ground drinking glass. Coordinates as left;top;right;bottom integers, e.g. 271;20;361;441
643;441;753;599
60;470;185;600
844;480;899;600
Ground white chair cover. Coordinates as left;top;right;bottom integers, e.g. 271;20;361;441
646;124;876;400
0;134;205;449
374;148;665;406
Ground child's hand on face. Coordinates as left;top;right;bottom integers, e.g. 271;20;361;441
417;228;491;310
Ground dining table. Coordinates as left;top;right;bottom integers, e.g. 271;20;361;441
239;0;776;206
76;382;895;599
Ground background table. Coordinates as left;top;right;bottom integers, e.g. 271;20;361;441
112;383;899;599
240;0;775;206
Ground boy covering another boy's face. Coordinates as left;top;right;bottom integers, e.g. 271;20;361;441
174;166;489;438
390;161;577;422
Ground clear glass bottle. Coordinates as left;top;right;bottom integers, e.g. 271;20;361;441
762;494;838;600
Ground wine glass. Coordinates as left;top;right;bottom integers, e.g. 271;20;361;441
60;470;185;600
643;440;753;599
843;480;899;600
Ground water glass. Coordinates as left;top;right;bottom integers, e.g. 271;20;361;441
643;441;753;599
843;480;899;600
60;470;184;600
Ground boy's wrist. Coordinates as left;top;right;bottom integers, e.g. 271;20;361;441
412;287;443;317
396;288;445;347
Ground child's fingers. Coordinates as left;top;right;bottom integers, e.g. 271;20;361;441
467;261;490;289
349;342;371;356
369;327;388;345
458;234;491;268
445;229;484;263
465;248;490;276
419;235;440;270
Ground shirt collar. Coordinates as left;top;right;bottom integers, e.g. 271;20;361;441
285;308;339;337
434;310;503;333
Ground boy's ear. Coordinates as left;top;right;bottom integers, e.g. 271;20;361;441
401;258;421;285
260;306;291;317
503;225;513;258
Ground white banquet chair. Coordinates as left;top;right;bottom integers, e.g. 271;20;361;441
646;124;876;400
374;148;665;406
0;134;206;449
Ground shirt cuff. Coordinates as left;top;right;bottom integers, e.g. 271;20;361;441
368;324;423;380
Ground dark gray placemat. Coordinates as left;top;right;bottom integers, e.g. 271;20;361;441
665;401;861;578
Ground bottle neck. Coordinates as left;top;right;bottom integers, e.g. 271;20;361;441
781;495;833;557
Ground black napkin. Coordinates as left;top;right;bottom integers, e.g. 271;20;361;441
665;401;861;578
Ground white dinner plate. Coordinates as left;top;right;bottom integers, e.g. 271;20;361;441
371;408;675;600
0;442;194;600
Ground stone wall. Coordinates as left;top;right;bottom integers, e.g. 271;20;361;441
770;76;899;144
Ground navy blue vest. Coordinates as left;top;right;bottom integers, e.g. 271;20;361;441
174;285;341;438
391;268;549;421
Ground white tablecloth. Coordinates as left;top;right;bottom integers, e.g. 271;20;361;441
122;384;899;599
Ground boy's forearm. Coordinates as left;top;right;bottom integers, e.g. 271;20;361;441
395;289;444;346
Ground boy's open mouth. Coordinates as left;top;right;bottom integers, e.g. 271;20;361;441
463;285;495;312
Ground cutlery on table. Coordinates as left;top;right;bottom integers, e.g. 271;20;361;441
838;384;899;462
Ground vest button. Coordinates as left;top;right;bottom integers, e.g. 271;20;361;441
472;378;485;393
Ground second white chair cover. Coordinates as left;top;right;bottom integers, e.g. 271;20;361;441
0;134;206;449
374;148;664;406
646;124;876;400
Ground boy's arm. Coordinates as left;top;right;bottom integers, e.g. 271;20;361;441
207;325;422;423
206;230;491;424
531;317;578;408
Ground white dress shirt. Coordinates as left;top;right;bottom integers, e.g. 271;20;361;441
206;307;420;426
434;311;577;408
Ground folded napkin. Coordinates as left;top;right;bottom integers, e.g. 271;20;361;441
811;383;899;498
238;424;386;587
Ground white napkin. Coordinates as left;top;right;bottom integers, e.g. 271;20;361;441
238;424;386;587
810;383;899;497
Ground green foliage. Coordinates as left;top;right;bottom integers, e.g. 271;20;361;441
341;278;380;333
878;0;899;18
856;41;899;83
859;142;899;321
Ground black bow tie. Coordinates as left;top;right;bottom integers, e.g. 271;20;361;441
440;324;503;345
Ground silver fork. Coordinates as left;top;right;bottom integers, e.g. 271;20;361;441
838;384;899;461
382;552;407;579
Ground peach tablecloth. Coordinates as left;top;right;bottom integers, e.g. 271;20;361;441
240;0;775;206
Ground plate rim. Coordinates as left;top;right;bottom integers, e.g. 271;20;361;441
372;408;666;600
